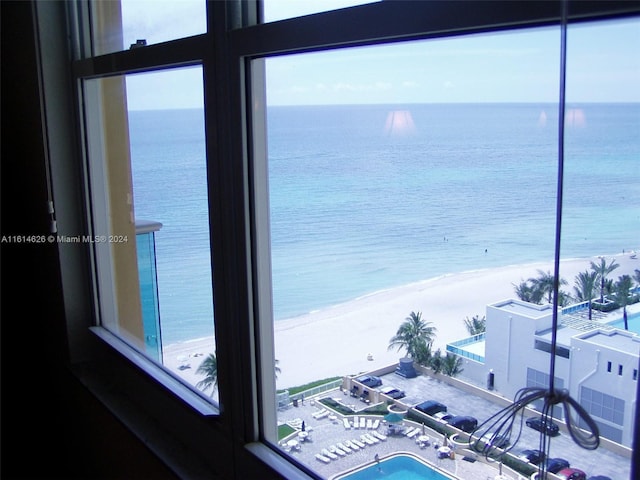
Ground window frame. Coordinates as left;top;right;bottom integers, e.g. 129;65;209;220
234;0;640;476
43;1;640;479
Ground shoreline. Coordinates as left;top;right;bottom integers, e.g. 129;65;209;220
163;253;639;390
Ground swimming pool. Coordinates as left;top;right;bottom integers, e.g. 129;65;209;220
607;311;640;334
332;453;458;480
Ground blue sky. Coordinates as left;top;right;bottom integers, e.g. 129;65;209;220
122;1;639;109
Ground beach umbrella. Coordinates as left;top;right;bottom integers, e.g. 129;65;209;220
301;421;306;432
384;413;403;423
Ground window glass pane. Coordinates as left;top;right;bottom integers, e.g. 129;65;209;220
263;0;378;23
83;66;217;404
557;17;639;478
91;0;206;56
257;26;602;479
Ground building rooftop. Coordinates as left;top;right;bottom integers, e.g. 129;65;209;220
575;329;640;356
489;299;553;318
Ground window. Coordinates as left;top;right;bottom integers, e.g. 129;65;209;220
90;0;206;55
246;4;639;479
72;2;218;409
37;1;639;479
263;0;378;23
608;361;612;372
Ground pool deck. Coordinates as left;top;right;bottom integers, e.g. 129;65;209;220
277;394;507;479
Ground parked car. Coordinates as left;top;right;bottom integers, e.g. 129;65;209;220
447;415;478;433
545;458;571;474
526;416;560;436
414;400;447;416
355;375;382;388
379;386;405;399
433;411;454;422
557;468;587;480
517;449;546;465
479;432;509;449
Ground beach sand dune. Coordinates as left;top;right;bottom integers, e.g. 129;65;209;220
163;253;639;391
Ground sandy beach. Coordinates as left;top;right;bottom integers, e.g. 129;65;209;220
163;253;639;391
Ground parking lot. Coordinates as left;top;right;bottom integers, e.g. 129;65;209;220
375;370;631;480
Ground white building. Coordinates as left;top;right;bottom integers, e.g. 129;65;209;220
448;299;639;447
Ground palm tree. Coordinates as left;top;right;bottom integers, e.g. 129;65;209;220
388;311;437;359
573;270;598;320
196;353;218;397
413;341;433;367
442;352;464;377
529;270;567;305
513;279;538;303
590;257;620;303
612;275;633;330
429;348;443;374
463;315;486;335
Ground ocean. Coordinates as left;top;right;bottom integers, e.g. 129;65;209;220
129;103;640;344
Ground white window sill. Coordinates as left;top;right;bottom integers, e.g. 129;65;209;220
89;326;219;417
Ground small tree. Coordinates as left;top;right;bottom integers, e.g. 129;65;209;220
613;275;633;330
429;348;443;374
529;269;567;305
573;270;598;320
442;352;464;377
463;315;486;335
590;257;620;303
513;280;539;303
413;341;433;367
388;311;437;359
196;353;218;397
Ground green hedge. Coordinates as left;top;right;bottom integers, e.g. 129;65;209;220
278;423;296;441
319;397;389;416
276;376;342;396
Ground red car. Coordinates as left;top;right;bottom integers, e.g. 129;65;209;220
558;468;587;480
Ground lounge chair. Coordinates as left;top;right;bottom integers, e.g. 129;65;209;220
315;453;331;464
360;434;374;445
352;416;359;428
372;431;387;441
406;427;420;438
314;410;330;420
321;448;338;460
312;409;327;419
366;418;373;429
352;438;366;448
372;419;380;430
344;440;359;451
359;417;366;429
363;433;379;444
337;442;351;453
329;445;346;456
343;418;351;429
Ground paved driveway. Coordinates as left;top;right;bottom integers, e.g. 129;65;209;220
377;371;631;480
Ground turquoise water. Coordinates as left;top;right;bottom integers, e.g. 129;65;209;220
334;454;454;480
129;104;640;344
608;311;640;334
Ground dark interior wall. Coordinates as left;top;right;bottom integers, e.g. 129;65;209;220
1;2;177;478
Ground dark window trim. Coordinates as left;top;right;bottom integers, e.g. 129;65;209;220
231;0;640;58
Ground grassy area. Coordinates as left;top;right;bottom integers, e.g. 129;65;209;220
277;376;342;396
278;423;296;441
319;397;390;416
